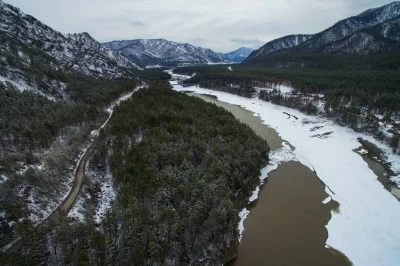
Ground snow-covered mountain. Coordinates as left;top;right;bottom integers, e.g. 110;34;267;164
222;47;254;63
321;16;400;54
245;1;400;64
103;39;227;67
299;1;400;51
0;1;139;100
245;35;313;62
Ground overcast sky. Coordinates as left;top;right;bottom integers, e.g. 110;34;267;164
4;0;394;52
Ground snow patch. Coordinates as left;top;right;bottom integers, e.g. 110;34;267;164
68;196;85;222
0;174;8;184
322;196;332;204
94;168;116;224
277;84;293;94
358;149;369;155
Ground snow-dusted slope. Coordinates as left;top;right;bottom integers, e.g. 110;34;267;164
103;39;227;67
0;2;140;81
321;16;400;54
300;1;400;51
222;47;255;63
245;35;313;62
245;1;400;63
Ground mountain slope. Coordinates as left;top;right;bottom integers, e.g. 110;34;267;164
320;16;400;54
299;1;400;52
222;47;254;63
245;35;313;62
103;39;227;67
245;1;400;67
0;2;140;100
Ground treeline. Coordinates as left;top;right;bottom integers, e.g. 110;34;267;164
0;76;137;154
175;65;400;121
243;49;400;71
175;65;400;95
175;65;400;152
2;85;270;265
0;84;96;152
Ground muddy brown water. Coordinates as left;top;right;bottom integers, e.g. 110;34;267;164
195;94;283;151
231;161;349;266
194;93;350;265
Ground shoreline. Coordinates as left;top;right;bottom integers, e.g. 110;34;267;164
170;79;400;266
181;85;349;265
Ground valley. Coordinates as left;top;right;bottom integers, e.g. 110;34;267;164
1;0;400;265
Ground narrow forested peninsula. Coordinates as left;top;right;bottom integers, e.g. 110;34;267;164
93;85;269;264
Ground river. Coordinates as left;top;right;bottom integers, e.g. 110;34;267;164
196;94;350;265
170;76;400;266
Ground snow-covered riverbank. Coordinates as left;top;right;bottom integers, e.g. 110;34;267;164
171;81;400;266
238;143;295;242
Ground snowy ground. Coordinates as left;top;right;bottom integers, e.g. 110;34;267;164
93;166;115;224
0;75;58;101
171;81;400;266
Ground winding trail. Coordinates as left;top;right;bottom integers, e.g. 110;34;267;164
47;88;140;218
49;88;141;217
1;87;141;253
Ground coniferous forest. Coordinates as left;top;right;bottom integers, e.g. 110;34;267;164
174;65;400;150
1;84;269;265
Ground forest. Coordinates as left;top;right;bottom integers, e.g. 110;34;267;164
1;84;270;265
174;65;400;152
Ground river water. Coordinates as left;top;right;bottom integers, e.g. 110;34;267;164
196;94;350;265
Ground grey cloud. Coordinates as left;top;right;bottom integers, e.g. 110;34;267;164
230;38;265;48
5;0;393;52
189;38;207;46
131;20;147;26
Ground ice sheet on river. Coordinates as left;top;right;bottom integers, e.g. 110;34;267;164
172;82;400;266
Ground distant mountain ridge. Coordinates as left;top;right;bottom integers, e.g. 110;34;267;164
103;39;227;67
245;1;400;67
221;47;254;63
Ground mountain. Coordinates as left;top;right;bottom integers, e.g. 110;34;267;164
244;1;400;67
320;16;400;54
222;47;254;63
103;39;227;67
0;1;139;100
245;35;313;62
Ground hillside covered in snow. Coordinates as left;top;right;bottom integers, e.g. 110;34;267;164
245;1;400;68
103;38;227;68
